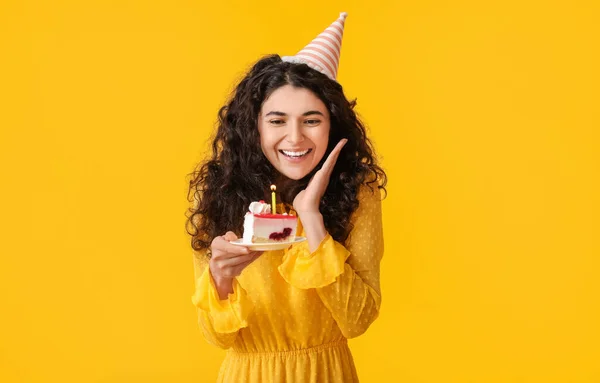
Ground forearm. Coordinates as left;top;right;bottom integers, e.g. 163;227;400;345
316;265;381;338
298;211;327;252
282;184;384;338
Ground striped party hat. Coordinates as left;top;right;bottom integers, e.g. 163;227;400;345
282;12;348;81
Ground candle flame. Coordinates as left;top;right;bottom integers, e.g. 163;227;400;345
270;185;276;191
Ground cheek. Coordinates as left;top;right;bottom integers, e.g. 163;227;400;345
258;127;280;149
258;129;273;154
315;128;330;154
261;136;278;153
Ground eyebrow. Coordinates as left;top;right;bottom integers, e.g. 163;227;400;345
264;110;325;117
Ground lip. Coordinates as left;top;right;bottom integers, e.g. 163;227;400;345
278;148;313;162
279;148;312;152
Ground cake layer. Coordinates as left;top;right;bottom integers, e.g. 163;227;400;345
243;213;297;243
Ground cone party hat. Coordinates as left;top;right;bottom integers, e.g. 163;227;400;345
282;12;348;80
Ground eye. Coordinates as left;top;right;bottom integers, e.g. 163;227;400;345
304;119;321;126
269;119;285;126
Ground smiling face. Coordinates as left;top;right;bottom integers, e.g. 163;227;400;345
258;85;331;180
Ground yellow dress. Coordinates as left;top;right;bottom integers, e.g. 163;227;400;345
191;185;384;382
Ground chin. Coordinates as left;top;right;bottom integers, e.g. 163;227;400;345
281;172;308;181
279;168;311;181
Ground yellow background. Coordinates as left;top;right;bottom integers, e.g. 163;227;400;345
1;0;599;382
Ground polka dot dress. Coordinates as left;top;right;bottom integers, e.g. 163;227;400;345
191;184;384;382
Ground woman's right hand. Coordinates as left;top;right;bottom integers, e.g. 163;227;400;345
209;231;262;299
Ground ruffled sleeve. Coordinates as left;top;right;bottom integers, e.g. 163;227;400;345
277;184;384;339
278;233;350;289
191;251;253;349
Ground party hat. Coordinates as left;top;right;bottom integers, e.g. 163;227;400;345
282;12;348;80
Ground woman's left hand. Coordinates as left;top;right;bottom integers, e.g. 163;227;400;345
293;139;348;215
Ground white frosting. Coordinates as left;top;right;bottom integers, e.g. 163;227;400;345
248;201;271;214
243;213;255;243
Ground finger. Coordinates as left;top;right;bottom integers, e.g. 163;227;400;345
218;252;257;268
219;254;262;277
212;232;239;249
321;139;348;176
219;251;264;277
303;172;324;196
304;173;318;190
234;251;263;267
212;237;251;258
222;231;238;241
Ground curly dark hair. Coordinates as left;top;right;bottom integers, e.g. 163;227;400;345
185;54;386;255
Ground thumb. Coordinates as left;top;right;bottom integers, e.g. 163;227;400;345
223;231;238;241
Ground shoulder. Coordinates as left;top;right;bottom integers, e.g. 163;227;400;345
352;182;383;220
345;182;385;252
357;181;383;204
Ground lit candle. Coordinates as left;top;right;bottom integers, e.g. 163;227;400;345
270;185;276;214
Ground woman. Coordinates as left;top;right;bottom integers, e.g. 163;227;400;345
186;13;387;382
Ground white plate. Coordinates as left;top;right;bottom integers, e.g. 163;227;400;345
230;237;307;251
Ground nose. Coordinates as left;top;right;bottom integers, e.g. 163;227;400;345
285;121;305;145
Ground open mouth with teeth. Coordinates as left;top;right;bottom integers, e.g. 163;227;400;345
279;149;313;158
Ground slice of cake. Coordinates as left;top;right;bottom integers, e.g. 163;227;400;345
243;201;297;243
